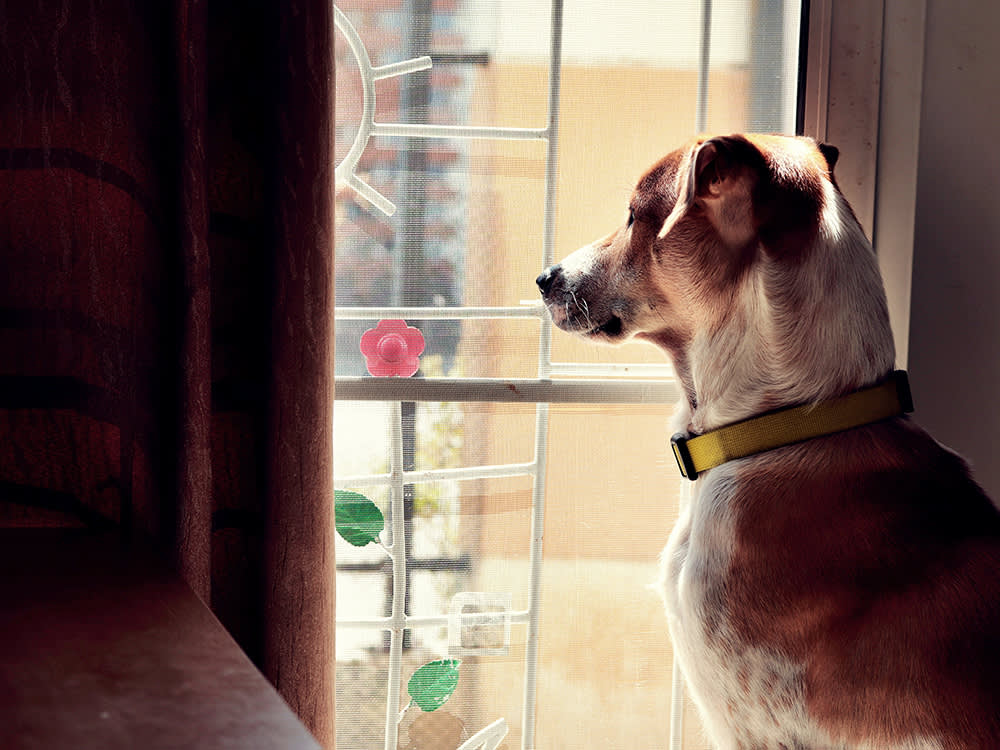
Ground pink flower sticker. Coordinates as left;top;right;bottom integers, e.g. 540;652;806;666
360;319;425;377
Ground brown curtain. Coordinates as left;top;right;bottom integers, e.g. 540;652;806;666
0;0;335;745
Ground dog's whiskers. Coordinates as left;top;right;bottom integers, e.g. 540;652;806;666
570;291;594;330
580;299;594;330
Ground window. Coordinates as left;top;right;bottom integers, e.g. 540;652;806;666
334;2;803;748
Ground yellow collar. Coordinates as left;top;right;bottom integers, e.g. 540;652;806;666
671;371;913;480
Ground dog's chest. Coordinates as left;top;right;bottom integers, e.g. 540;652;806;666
660;479;832;749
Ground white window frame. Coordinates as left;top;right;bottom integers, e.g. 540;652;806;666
802;0;926;368
333;1;911;748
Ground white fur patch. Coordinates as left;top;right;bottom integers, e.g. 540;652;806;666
682;172;895;434
660;471;834;748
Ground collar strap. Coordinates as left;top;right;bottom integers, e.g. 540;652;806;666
671;370;913;480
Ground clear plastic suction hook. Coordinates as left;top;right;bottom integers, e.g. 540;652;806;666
448;592;512;657
334;5;432;216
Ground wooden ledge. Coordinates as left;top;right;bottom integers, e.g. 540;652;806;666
0;529;322;750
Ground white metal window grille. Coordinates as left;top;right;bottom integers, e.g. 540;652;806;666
334;2;801;749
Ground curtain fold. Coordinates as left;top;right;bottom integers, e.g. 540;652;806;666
0;1;335;745
173;0;213;602
264;0;336;742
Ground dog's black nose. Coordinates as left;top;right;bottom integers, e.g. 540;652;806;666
536;265;560;295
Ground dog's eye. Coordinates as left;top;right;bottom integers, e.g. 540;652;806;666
627;208;635;228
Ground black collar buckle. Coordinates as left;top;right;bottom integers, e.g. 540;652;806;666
670;433;698;480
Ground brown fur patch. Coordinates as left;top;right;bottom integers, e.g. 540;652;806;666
722;420;1000;748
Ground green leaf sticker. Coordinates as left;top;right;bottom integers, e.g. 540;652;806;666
407;659;461;712
335;490;385;547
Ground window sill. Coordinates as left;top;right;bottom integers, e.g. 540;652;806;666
0;529;320;750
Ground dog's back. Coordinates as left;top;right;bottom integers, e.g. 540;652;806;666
538;134;1000;749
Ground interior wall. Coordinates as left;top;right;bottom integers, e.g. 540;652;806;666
907;0;1000;497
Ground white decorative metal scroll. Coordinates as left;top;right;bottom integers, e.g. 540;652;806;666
333;6;431;216
334;5;548;217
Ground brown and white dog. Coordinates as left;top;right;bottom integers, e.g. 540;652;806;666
536;134;1000;749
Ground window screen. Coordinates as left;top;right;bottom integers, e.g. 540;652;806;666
334;2;802;748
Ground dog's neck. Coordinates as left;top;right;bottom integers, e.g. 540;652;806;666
669;188;896;437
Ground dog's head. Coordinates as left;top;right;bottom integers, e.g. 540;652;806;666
537;134;895;430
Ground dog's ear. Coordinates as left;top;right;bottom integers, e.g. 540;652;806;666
667;135;765;247
685;138;725;203
818;143;839;172
667;134;829;252
684;135;760;204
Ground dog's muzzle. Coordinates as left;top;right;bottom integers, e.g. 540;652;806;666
536;264;624;338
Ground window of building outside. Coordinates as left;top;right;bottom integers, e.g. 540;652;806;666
334;2;802;749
